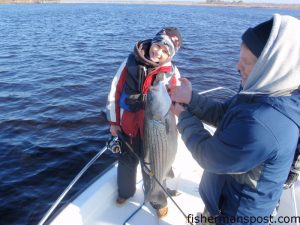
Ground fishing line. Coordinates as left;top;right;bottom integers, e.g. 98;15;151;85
117;131;193;225
123;202;146;225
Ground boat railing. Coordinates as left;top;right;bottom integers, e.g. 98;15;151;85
37;144;109;225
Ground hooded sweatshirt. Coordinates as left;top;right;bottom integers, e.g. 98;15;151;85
177;14;300;224
241;14;300;96
106;40;180;137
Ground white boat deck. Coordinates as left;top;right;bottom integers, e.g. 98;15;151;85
49;125;300;225
50;132;206;225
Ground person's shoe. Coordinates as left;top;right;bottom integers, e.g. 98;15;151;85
167;188;181;197
116;197;127;206
156;206;168;218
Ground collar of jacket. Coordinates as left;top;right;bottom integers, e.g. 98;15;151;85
237;94;260;103
133;39;167;68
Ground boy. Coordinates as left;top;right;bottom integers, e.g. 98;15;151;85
106;27;182;218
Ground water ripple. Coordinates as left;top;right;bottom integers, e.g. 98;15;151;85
0;4;299;225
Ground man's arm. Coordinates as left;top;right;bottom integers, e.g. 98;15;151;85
187;91;232;127
177;110;277;174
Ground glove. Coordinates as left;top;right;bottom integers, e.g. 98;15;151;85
284;170;299;189
125;94;147;112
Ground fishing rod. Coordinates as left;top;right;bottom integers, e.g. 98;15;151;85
198;86;237;95
121;86;238;224
116;131;194;225
38;143;110;225
38;86;237;225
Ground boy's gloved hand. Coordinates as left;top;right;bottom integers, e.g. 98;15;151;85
125;94;146;111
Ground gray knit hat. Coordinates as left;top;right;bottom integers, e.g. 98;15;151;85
152;27;182;57
242;18;273;58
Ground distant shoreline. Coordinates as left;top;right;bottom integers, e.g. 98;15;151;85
1;0;300;10
66;1;300;10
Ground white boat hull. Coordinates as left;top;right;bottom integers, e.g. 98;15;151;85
49;124;300;225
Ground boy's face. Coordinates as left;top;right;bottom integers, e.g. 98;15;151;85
149;43;171;64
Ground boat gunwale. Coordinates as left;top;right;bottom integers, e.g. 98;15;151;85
45;160;118;225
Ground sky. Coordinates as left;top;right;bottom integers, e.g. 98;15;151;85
184;0;300;3
242;0;300;3
144;0;300;3
93;0;300;4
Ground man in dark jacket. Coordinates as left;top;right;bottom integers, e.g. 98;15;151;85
170;14;300;225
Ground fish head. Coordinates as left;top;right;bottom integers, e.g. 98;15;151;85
146;81;172;120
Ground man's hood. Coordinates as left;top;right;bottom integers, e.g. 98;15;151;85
241;14;300;96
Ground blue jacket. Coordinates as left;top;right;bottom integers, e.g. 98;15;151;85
177;91;300;224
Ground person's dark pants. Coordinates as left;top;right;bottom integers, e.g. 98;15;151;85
117;134;143;199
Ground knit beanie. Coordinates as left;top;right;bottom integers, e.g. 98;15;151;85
242;18;273;58
151;27;182;57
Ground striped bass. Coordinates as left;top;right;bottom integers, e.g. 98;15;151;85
143;80;178;208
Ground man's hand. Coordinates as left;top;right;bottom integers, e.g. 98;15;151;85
170;102;186;117
284;171;299;189
169;77;192;105
110;125;121;136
